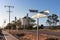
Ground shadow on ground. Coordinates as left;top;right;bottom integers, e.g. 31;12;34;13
45;38;59;40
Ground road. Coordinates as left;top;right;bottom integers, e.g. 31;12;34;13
0;29;5;40
2;30;19;40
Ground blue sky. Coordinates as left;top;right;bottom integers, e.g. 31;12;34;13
0;0;60;28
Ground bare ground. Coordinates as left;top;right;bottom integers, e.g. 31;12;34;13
5;30;60;40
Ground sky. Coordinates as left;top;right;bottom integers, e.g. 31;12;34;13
0;0;60;28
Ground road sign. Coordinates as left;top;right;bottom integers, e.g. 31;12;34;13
29;9;38;12
32;13;48;18
40;10;49;15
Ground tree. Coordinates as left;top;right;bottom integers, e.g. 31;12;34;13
46;14;59;26
46;19;52;26
52;14;59;26
17;19;22;29
4;21;16;29
4;23;11;29
11;23;16;29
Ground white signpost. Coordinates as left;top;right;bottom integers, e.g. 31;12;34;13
32;10;49;40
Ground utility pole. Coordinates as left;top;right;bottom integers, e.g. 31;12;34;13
5;5;14;29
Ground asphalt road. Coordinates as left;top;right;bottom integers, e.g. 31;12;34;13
0;29;5;40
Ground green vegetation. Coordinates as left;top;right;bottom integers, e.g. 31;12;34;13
4;14;60;30
4;16;36;30
46;14;60;30
46;14;60;26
